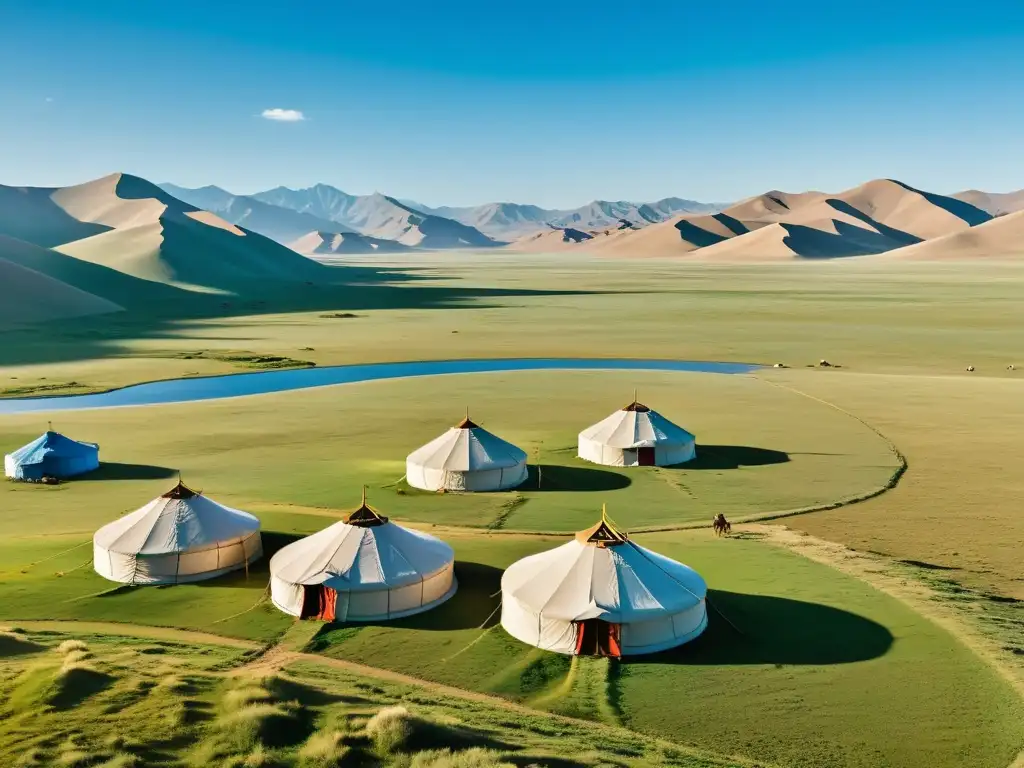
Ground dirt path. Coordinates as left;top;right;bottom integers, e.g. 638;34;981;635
750;523;1024;768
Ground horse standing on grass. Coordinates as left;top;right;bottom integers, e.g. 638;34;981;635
712;513;732;537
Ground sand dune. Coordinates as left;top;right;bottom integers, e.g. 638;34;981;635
507;228;600;252
290;230;414;255
725;190;827;221
0;256;122;327
879;211;1024;260
7;173;329;293
831;179;989;239
952;189;1024;216
586;179;992;260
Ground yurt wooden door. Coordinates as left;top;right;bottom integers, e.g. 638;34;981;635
574;619;622;657
637;447;656;466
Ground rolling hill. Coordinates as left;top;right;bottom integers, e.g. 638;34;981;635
1;174;330;293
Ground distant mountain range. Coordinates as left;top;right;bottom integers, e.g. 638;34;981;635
3;171;1020;331
410;197;725;239
159;182;730;252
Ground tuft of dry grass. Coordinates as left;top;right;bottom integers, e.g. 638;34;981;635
56;639;89;655
298;730;348;768
406;748;515;768
365;705;414;755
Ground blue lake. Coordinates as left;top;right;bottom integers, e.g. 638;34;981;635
0;358;759;414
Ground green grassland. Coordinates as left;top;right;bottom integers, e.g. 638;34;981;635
1;255;1023;767
0;370;899;535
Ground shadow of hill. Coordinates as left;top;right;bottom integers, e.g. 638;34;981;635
0;234;183;308
674;219;728;248
781;221;904;258
351;561;502;632
678;445;789;470
522;464;631;492
713;212;752;236
825;199;922;246
891;180;992;226
75;462;178;481
629;589;893;666
0;268;598;369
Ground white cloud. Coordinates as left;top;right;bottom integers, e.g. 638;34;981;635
261;108;306;122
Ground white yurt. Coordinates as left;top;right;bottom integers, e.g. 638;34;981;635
501;511;707;657
269;492;457;622
93;481;263;585
5;430;99;480
578;396;696;467
406;415;528;492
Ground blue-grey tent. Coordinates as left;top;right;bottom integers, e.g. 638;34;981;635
4;431;100;480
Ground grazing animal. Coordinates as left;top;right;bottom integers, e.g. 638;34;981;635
966;366;975;372
818;359;832;368
712;514;732;537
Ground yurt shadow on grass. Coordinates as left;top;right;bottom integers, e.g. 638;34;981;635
520;464;632;493
669;444;791;471
309;561;504;634
627;589;893;666
71;462;178;481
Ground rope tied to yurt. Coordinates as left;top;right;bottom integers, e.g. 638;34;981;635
16;539;92;574
211;582;271;626
56;556;96;577
438;598;504;664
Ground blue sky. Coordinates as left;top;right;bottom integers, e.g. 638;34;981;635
1;1;1023;207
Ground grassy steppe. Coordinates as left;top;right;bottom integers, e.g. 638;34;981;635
0;371;898;534
1;255;1023;767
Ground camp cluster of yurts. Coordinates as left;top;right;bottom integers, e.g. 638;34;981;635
4;399;706;658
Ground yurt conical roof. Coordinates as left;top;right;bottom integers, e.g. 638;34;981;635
93;480;263;585
269;490;457;621
503;511;705;622
577;395;696;467
5;429;99;479
500;507;708;656
405;412;528;492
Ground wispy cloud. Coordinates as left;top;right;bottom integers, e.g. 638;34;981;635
261;108;306;122
45;97;54;103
